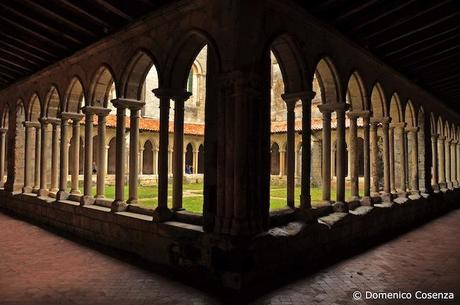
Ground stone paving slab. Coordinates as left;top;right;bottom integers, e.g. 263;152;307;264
0;209;459;305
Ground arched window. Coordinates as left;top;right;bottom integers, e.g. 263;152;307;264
271;143;280;175
185;143;193;174
107;138;116;174
143;140;153;174
198;144;204;174
357;137;364;177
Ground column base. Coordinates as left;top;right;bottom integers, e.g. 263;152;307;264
80;195;95;206
397;191;408;198
300;194;311;209
361;196;372;206
393;196;409;204
32;187;39;193
152;206;173;222
22;186;33;194
408;190;421;200
56;190;68;200
95;194;105;199
111;200;128;212
332;201;348;213
297;208;317;223
454;181;460;188
432;184;440;193
126;198;138;205
37;189;49;198
447;182;454;190
70;189;81;195
381;192;392;203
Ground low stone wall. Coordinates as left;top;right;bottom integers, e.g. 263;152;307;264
1;190;458;290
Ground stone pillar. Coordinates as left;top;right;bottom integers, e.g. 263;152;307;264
347;112;359;201
96;109;110;199
438;136;447;191
445;138;452;189
81;107;94;205
317;105;331;203
139;147;144;175
152;89;175;221
172;92;191;211
381;118;391;199
127;100;145;205
70;116;83;194
282;97;297;208
334;103;349;211
193;149;199;174
279;149;286;177
406;127;420;198
32;125;41;192
451;140;458;187
362;113;371;203
22;122;36;193
168;148;173;176
153;148;159;175
393;122;407;197
431;134;439;192
457;142;460;188
56;116;70;200
389;125;396;193
0;128;7;186
49;118;60;193
38;118;49;197
370;120;379;197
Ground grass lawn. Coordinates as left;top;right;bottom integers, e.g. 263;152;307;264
92;182;357;214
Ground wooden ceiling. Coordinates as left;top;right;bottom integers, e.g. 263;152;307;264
0;0;459;112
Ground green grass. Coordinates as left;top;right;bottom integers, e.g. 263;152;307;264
92;182;359;214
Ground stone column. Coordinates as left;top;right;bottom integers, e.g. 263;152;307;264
152;89;175;221
393;122;407;197
279;149;286;177
56;116;70;200
168;148;173;176
334;103;349;211
49;118;60;193
22;122;36;193
32;125;41;192
283;97;297;208
153;148;159;175
127;100;145;205
38;118;49;197
172;92;191;211
457;142;460;188
81;107;94;205
370;120;379;197
438;136;447;191
362;113;371;203
70;116;83;194
451;140;458;187
96;109;110;199
347;112;359;201
406;127;420;198
445;138;452;189
389;125;396;193
431;134;439;192
381;118;391;199
139;147;144;175
317;105;332;203
0;128;7;186
193;149;199;174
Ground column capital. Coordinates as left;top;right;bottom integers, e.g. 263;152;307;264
0;127;7;133
317;102;349;114
452;140;458;144
81;105;111;116
111;98;145;110
45;117;61;126
405;126;419;133
152;88;192;102
438;135;446;140
39;117;51;126
61;112;84;122
348;110;370;119
431;134;438;140
23;121;41;128
281;90;316;103
390;122;406;130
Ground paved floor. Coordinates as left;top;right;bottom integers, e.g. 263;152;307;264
0;209;459;305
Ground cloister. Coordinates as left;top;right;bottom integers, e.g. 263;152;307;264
0;0;459;291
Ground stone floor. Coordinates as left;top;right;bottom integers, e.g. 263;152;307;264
0;209;459;305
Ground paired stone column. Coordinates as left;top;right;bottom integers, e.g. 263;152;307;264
127;100;145;205
70;116;83;195
388;125;396;193
283;97;297;208
370;120;379;197
56;115;70;200
438;136;447;191
347;112;359;201
362;113;371;203
431;134;439;192
0;128;7;186
392;122;407;197
153;148;159;175
49;118;61;193
139;147;144;175
456;142;460;188
317;104;332;203
279;149;286;177
22;122;36;193
38;118;50;197
96;109;110;199
445;138;452;189
406;127;420;198
334;103;349;211
32;124;41;193
193;149;199;174
381;118;391;200
80;107;95;205
451;140;458;187
172;92;191;211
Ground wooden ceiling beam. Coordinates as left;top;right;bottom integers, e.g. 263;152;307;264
94;0;132;20
58;0;112;29
0;32;58;59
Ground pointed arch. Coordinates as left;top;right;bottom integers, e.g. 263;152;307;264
389;93;402;122
1;104;9;128
28;93;41;122
430;113;437;135
64;77;85;113
89;65;116;108
404;100;416;127
314;57;341;104
120;49;160;100
44;85;61;118
370;82;387;118
346;71;366;111
437;117;444;136
444;120;450;139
